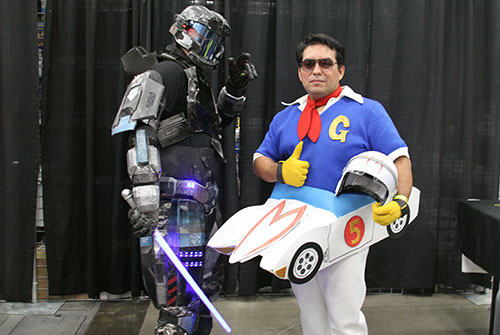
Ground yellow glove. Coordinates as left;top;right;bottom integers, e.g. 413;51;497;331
276;141;310;187
372;196;409;226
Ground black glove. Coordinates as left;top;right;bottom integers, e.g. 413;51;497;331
226;52;258;97
128;209;158;237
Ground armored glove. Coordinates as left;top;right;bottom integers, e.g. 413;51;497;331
276;141;310;187
372;195;409;226
225;52;258;97
128;209;158;237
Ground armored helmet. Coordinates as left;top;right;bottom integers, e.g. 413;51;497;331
169;5;230;70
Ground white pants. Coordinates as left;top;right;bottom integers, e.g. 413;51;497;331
291;248;369;335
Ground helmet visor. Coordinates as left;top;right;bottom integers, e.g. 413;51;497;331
187;21;225;61
341;171;389;204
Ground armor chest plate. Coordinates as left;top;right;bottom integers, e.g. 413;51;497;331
157;63;221;148
185;66;221;136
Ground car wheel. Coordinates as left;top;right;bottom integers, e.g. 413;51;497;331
288;242;323;284
387;208;410;239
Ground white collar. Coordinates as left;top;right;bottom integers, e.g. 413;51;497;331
281;85;364;112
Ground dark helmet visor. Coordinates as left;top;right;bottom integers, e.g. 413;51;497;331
341;172;389;204
188;21;225;61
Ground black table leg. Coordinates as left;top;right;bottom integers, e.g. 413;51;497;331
490;277;498;335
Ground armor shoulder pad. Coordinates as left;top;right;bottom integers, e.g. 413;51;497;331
111;70;165;135
121;46;159;76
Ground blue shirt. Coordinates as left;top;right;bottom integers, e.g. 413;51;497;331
256;87;407;193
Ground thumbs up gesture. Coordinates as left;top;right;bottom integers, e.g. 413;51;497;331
276;141;310;187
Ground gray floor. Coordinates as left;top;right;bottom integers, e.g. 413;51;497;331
0;291;492;334
141;291;492;335
0;300;100;335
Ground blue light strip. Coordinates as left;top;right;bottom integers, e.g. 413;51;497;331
179;251;204;258
135;129;149;165
153;230;232;333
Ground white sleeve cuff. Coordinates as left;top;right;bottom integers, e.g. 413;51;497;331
388;147;410;161
252;152;264;165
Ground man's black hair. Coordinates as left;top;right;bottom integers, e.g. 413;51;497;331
296;33;345;69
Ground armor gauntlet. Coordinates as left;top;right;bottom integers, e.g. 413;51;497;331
127;125;162;213
217;86;246;119
217;53;257;121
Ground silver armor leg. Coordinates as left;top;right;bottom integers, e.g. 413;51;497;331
141;196;209;334
139;202;172;308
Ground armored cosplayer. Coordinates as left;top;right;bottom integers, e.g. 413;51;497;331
111;5;257;335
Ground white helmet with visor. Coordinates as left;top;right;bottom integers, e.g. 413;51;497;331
335;151;398;206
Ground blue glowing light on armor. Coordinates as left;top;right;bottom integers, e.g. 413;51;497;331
136;129;149;165
179;251;204;258
154;230;232;333
184;261;203;268
187;181;195;189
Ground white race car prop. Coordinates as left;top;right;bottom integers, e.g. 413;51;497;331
208;185;420;284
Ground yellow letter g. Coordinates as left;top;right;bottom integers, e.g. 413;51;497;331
329;115;350;143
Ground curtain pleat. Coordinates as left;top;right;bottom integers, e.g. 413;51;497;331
0;1;40;301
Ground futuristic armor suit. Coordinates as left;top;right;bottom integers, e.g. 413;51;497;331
111;5;256;335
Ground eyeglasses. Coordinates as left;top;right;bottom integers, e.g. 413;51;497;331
300;58;337;72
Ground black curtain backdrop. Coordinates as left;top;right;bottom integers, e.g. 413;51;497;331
0;2;40;301
40;0;141;297
1;0;498;301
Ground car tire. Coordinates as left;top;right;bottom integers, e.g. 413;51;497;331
387;208;410;239
288;242;323;284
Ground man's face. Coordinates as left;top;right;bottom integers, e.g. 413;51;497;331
298;44;345;100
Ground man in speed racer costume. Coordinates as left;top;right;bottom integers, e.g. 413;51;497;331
253;33;412;334
111;5;257;335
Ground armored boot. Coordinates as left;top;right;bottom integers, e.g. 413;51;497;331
155;307;192;335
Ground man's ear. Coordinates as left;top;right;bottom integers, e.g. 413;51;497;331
339;65;345;81
298;67;302;81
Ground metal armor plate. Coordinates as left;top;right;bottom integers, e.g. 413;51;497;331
111;70;165;135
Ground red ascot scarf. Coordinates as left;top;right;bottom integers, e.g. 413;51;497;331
297;86;343;143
